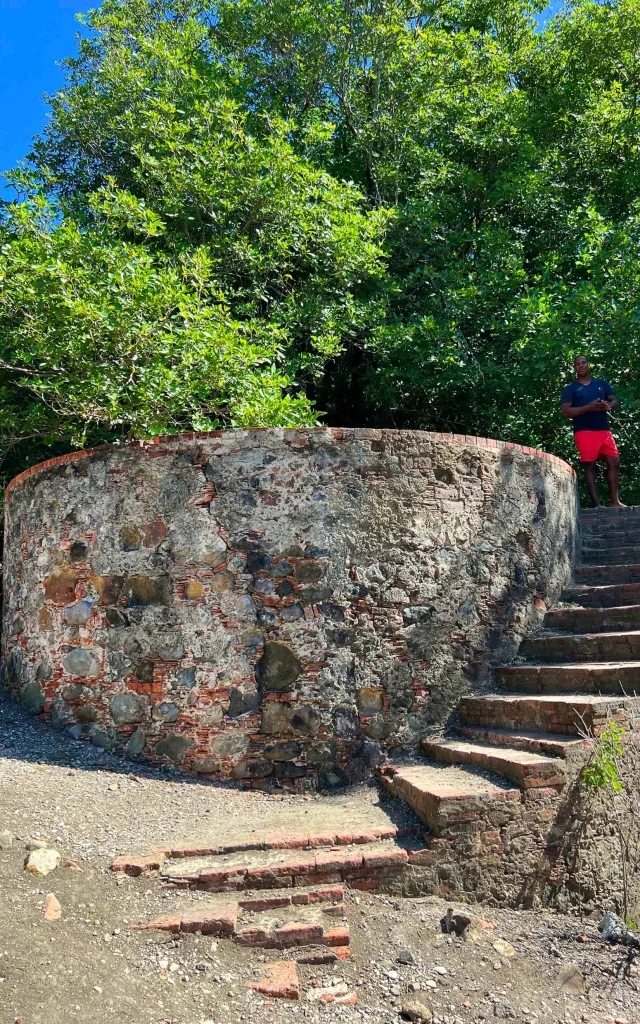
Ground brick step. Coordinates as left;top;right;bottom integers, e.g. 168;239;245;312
378;762;520;835
581;530;640;546
459;692;637;735
155;839;422;893
521;629;640;663
496;661;640;695
134;886;351;951
110;824;409;877
453;724;588;759
419;738;565;789
561;583;640;608
575;564;640;586
582;546;640;565
544;604;640;633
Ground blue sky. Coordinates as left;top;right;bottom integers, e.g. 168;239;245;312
1;0;564;200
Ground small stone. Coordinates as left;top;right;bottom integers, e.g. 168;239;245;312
424;980;437;989
20;681;45;716
25;849;61;877
151;702;180;723
185;579;204;600
155;734;193;764
433;966;447;975
400;999;433;1022
43;894;62;921
557;964;585;995
126;728;146;756
396;950;415;965
0;830;14;849
492;939;516;958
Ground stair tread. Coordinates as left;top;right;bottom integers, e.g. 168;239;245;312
454;725;586;750
463;690;635;703
424;738;561;766
531;628;640;641
385;762;519;798
500;659;640;669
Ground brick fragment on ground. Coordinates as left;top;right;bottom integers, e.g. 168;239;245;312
110;853;165;875
43;894;61;921
247;960;300;1000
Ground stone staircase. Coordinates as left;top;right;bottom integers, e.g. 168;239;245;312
380;506;640;905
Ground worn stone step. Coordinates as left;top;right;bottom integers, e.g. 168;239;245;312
496;661;640;695
583;546;640;565
157;838;422;892
378;762;520;835
419;738;565;789
576;564;640;585
522;629;640;663
582;530;640;547
561;583;640;608
459;692;637;735
544;605;640;634
453;724;588;759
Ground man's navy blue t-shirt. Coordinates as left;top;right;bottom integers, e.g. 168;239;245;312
561;378;613;433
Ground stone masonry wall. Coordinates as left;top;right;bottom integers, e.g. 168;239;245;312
1;429;579;787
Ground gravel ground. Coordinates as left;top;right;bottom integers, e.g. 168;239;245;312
1;689;639;1024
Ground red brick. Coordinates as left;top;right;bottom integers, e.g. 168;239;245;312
180;905;237;936
273;922;324;946
199;865;248;884
308;832;338;848
323;926;350;946
362;848;408;869
239;895;292;911
315;850;363;872
134;913;181;933
247;961;300;1000
292;886;344;906
110;853;165;876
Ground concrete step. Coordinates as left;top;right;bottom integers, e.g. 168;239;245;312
582;546;640;565
453;724;588;759
378;762;520;835
582;530;640;547
420;738;565;789
561;583;640;608
521;629;640;663
544;605;640;633
496;661;640;695
575;564;640;586
458;692;637;735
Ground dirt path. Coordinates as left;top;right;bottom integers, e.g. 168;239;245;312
1;691;638;1024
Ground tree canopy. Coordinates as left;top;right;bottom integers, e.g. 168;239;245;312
3;0;640;500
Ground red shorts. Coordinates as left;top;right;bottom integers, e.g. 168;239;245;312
574;430;619;462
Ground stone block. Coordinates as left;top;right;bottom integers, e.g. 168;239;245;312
255;641;302;692
63;648;100;679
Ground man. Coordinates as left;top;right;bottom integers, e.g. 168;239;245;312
561;355;623;508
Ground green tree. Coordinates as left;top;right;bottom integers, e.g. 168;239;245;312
5;0;640;502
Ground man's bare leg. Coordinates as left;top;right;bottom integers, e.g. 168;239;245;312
582;461;602;507
605;455;625;507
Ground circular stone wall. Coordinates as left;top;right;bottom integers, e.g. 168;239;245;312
1;428;578;787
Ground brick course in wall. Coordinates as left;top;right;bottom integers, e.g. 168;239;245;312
1;428;579;786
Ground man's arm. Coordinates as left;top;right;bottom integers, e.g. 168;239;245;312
561;401;604;419
606;391;619;413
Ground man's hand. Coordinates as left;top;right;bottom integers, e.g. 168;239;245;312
591;400;610;411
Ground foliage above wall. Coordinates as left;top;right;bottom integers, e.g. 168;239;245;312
3;0;640;499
